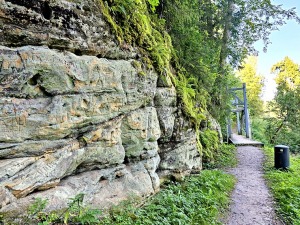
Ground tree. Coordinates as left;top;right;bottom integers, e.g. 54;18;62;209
161;0;300;99
162;0;225;120
162;0;300;68
219;0;300;67
266;57;300;151
272;56;300;89
237;56;263;116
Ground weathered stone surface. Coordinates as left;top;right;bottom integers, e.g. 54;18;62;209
143;154;160;190
0;161;158;214
0;187;14;209
122;107;161;159
0;157;37;181
0;44;161;212
0;0;205;217
0;45;154;98
154;86;201;178
158;109;202;179
155;87;177;141
159;130;201;171
156;107;176;142
0;0;136;58
0;117;124;199
0;46;157;143
121;107;161;191
0;139;78;158
4;147;84;198
154;87;177;107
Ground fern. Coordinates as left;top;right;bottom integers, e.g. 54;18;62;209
147;0;159;12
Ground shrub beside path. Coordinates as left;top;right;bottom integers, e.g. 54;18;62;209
226;135;283;225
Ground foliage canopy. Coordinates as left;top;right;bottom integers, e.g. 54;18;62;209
160;0;299;121
265;57;300;151
237;56;264;116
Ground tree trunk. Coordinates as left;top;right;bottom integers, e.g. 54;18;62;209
219;0;234;68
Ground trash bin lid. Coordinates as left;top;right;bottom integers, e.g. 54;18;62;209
275;145;289;148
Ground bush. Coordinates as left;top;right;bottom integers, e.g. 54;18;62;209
202;140;237;169
251;117;268;144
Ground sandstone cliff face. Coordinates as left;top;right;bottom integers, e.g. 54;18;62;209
0;0;201;213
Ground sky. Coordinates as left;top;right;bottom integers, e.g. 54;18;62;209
254;0;300;101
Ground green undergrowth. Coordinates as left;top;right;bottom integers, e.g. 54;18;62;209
5;171;235;225
251;117;269;144
203;143;237;169
264;147;300;225
200;129;237;168
99;170;235;225
1;194;101;225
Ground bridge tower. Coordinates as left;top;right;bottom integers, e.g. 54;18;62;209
227;83;251;139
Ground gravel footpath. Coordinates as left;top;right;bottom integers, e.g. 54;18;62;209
226;146;283;225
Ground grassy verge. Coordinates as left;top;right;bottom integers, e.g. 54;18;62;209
100;170;235;225
264;146;300;225
203;143;237;169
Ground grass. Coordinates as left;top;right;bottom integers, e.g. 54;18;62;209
99;170;235;225
264;146;300;225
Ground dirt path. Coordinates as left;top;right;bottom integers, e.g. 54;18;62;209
226;146;283;225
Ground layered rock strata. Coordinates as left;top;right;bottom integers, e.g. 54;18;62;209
0;0;201;214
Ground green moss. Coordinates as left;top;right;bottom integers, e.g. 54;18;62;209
138;71;146;76
98;1;123;44
131;60;142;70
131;60;147;76
99;0;172;75
175;72;206;128
141;56;154;70
99;0;210;148
196;129;203;156
200;129;220;163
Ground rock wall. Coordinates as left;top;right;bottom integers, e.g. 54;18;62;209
0;0;201;214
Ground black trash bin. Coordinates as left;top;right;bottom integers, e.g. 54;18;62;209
274;145;290;169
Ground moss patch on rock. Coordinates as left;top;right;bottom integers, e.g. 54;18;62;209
99;0;207;137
